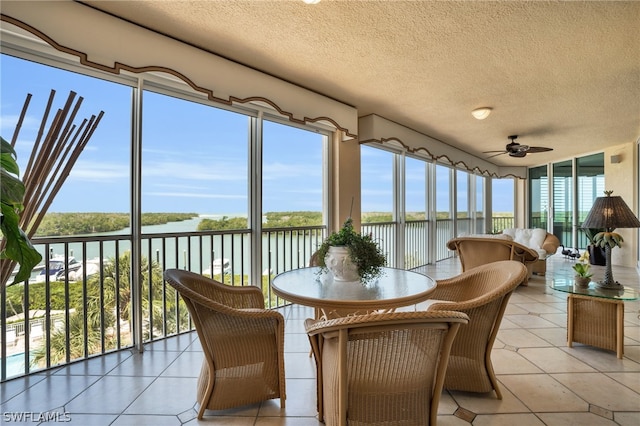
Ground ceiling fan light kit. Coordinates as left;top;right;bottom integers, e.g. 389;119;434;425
471;107;492;120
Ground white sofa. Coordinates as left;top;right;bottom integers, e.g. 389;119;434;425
501;228;561;275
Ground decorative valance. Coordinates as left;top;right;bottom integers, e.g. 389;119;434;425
0;1;357;140
359;115;526;179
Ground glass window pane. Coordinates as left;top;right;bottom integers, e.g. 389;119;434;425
142;90;249;219
552;160;573;248
262;120;323;223
492;178;514;232
361;145;393;222
405;157;428;268
529;165;549;230
577;153;604;248
475;175;485;233
456;170;470;235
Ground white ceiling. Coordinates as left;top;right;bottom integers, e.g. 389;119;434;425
82;0;640;167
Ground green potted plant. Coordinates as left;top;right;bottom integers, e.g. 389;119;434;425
582;227;606;266
316;217;386;283
572;251;592;288
1;137;42;285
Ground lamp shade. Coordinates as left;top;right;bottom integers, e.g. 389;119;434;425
581;191;640;230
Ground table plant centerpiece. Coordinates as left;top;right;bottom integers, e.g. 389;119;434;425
316;217;386;283
572;251;593;288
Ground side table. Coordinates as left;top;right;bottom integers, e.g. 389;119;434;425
551;279;639;359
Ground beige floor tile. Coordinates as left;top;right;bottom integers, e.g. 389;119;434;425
185;416;255;425
492;348;544;375
254;417;323;425
434;414;471;426
614;411;640;426
160;350;202;378
506;314;561;329
65;413;119;425
473;413;546;426
552;372;640;411
111;414;182;425
2;374;103;413
512;302;565;314
536;412;617;425
449;386;530;414
558;346;640;372
498;374;588;412
504;304;530;315
607;373;640;394
517;347;597;373
283;352;316;379
124;377;198;415
497;328;555;348
437;392;459;415
65;375;156;414
527;327;570;347
258;378;318;418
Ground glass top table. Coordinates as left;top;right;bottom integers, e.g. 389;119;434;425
550;278;639;301
271;266;437;317
550;278;638;359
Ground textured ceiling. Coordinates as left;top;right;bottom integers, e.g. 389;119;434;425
82;0;640;167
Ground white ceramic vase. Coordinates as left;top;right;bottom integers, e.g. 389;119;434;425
324;246;360;282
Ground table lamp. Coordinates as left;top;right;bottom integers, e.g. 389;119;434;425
581;190;640;289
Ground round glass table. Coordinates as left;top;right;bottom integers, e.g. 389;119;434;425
550;278;639;358
271;266;437;318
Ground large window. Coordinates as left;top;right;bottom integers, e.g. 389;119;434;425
262;119;325;270
576;153;605;248
492;178;514;232
552;160;573;248
456;170;470;235
529;165;549;230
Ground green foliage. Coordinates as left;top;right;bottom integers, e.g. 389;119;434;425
263;211;322;228
35;212;197;236
572;262;592;278
362;212;392;223
0;137;43;284
316;218;386;282
198;216;247;231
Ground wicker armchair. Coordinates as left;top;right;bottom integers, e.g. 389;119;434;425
163;269;286;418
446;236;538;284
305;310;469;425
425;260;528;399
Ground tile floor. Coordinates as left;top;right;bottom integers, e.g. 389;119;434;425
1;256;639;425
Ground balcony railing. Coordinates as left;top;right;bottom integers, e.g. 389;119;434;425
1;216;512;381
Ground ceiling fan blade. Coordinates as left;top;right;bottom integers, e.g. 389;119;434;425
526;146;554;153
486;152;507;159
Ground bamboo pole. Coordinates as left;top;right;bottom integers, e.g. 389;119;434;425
0;90;104;289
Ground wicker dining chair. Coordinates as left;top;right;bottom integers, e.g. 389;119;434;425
163;269;286;418
425;260;528;399
305;310;469;426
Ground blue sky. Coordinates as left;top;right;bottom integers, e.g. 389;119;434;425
1;54;513;215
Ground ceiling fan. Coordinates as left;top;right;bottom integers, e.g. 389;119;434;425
484;135;553;158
